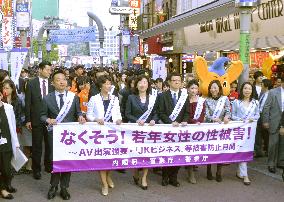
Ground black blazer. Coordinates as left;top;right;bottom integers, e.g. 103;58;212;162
25;77;54;126
158;90;189;124
40;91;82;123
125;94;158;123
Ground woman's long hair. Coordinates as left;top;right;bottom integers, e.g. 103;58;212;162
1;80;18;102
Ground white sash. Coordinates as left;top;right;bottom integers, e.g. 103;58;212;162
110;85;115;95
243;100;257;120
259;93;268;112
138;89;158;122
169;89;188;122
193;96;205;120
48;91;75;131
212;96;227;119
104;95;116;122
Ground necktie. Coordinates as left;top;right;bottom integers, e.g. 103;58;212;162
42;80;47;97
173;93;177;106
59;94;64;110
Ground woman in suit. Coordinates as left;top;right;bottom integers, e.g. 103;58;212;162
125;74;158;190
232;82;260;185
186;79;206;184
205;80;231;182
0;84;20;200
86;75;122;196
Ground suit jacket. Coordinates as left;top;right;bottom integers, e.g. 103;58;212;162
125;94;158;123
25;77;54;126
3;103;20;158
40;91;82;124
262;87;283;134
86;94;122;122
158;90;189;124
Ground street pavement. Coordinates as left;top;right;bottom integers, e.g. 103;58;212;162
10;157;284;202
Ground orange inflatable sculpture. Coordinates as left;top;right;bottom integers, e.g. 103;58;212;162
194;56;244;96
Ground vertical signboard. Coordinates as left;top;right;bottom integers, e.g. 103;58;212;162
16;0;30;29
129;0;140;31
1;0;14;50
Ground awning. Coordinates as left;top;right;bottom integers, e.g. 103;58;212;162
184;35;284;52
140;0;237;39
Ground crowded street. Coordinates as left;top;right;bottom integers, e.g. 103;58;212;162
0;0;284;201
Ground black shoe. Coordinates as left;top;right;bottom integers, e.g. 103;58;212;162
60;188;71;200
141;185;148;190
268;166;276;173
47;186;58;200
169;180;180;187
133;176;139;185
6;186;17;193
161;178;169;186
282;170;284;182
33;172;41;180
216;173;222;182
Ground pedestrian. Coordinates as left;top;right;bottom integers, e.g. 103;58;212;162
186;79;206;184
262;77;284;174
157;72;189;187
0;84;20;200
125;74;158;190
86;75;122;196
205;80;231;182
278;111;284;181
232;82;260;185
40;70;85;200
25;61;54;179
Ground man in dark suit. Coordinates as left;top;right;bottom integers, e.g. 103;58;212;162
25;61;54;180
40;70;85;200
158;72;189;187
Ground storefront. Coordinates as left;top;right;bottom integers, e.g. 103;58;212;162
182;0;284;67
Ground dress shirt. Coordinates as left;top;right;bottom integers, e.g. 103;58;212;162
39;77;49;98
55;91;66;110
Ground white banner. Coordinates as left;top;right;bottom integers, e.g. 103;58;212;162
2;17;14;51
0;51;8;71
10;48;29;86
52;121;257;172
152;56;166;81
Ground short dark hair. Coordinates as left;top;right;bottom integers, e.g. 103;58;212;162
52;70;65;80
166;72;181;81
39;61;51;70
186;79;199;88
239;82;255;101
262;79;273;90
0;69;9;83
208;80;223;98
133;74;151;95
75;65;84;70
96;75;112;90
155;78;163;83
253;71;263;80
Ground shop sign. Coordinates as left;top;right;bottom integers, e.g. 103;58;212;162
162;46;173;52
199;0;283;34
129;0;140;31
109;7;133;14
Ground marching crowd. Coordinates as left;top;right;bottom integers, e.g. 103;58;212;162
0;61;283;200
